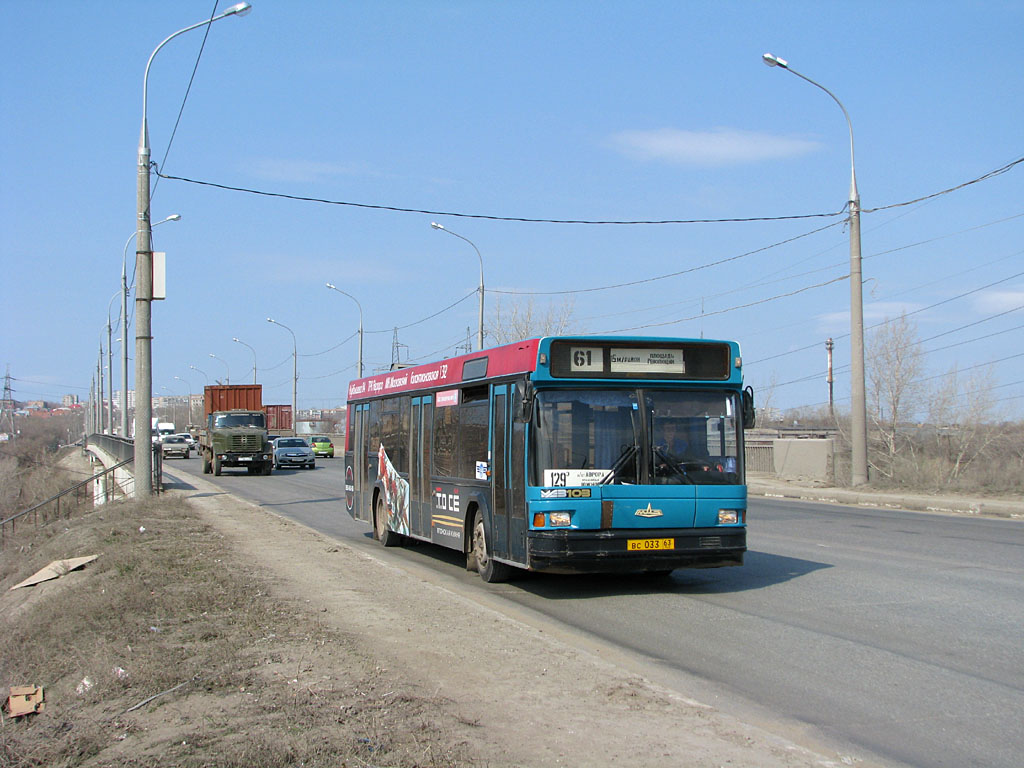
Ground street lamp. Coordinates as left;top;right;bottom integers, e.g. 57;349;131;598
105;289;121;433
189;364;209;385
232;337;258;384
135;3;252;496
266;318;297;427
325;283;364;378
173;375;193;426
762;53;868;486
431;222;485;351
121;213;180;439
209;353;230;385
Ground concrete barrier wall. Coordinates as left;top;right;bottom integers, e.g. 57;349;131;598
772;439;834;483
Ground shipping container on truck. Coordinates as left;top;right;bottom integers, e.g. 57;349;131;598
203;384;263;416
265;404;293;433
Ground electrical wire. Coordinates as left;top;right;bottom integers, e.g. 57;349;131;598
154;156;1022;226
490;220;845;296
153;168;846;224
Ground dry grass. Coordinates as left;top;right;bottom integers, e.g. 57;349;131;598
0;495;472;767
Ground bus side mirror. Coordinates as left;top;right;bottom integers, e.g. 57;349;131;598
742;386;756;429
516;382;535;423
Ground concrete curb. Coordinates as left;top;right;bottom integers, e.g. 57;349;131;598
749;481;1023;520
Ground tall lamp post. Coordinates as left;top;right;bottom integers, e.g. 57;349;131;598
431;222;485;351
105;289;121;433
325;283;363;378
190;364;209;387
762;53;868;486
267;318;297;426
232;337;257;384
173;375;193;426
209;353;230;385
134;2;252;496
121;213;180;439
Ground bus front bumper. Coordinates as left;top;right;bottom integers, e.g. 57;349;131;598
525;527;746;574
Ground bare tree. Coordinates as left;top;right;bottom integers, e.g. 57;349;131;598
488;296;578;345
867;313;923;479
927;364;1001;481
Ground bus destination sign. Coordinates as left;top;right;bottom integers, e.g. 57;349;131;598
608;347;684;374
550;340;730;380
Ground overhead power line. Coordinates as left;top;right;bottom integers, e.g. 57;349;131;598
154;156;1022;226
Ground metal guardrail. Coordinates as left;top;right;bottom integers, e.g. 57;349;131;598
1;437;164;550
86;433;163;491
0;457;131;550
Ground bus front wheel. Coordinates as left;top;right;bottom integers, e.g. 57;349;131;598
472;512;513;583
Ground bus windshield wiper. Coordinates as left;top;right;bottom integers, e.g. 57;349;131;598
600;444;638;485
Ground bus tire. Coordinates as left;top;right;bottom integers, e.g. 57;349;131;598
375;496;400;547
473;512;513;583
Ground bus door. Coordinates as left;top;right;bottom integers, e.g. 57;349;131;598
409;396;433;538
349;404;369;522
490;384;512;558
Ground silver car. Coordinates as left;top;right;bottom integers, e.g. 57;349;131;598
161;435;191;459
273;437;315;470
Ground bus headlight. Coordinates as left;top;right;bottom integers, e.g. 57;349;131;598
718;509;741;525
548;511;572;527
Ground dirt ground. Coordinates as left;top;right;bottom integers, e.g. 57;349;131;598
2;453;860;767
171;471;854;768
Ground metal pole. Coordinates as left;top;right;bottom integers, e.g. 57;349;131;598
267;318;297;429
431;222;485;351
763;53;868;485
232;337;258;384
97;343;105;434
325;283;364;377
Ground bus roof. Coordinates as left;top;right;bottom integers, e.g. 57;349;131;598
345;336;742;402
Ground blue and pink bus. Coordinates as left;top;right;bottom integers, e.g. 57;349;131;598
345;336;755;582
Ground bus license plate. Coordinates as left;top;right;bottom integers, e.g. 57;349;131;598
627;538;675;551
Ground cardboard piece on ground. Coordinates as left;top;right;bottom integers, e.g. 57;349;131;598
6;686;45;716
9;555;100;590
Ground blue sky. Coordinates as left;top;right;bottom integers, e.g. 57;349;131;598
3;1;1022;418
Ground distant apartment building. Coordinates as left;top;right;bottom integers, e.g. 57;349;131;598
113;389;135;411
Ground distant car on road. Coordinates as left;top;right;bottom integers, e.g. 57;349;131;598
161;435;191;459
177;433;196;450
309;436;334;458
273;437;315;470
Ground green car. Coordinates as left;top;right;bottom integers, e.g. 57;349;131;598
308;436;334;458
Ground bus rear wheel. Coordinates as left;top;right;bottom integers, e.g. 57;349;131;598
472;512;513;583
375;496;401;547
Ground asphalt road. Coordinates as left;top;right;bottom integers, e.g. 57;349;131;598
164;456;1024;768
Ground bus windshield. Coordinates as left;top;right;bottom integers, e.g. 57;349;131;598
532;388;741;486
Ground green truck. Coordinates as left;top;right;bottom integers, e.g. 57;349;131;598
199;385;274;476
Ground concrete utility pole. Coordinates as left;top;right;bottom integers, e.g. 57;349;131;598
763;53;868;485
134;4;251;495
826;337;835;419
121;215;180;439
